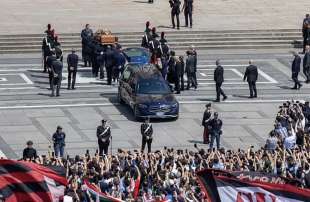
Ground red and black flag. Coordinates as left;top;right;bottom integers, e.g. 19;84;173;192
197;169;310;202
0;159;67;202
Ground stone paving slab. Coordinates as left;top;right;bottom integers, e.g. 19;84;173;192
0;0;309;35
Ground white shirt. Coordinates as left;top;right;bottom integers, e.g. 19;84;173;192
284;135;296;150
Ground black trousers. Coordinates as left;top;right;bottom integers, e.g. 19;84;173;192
141;137;152;153
51;76;62;96
67;70;77;89
171;12;180;28
304;66;310;82
175;76;180;93
180;74;185;90
99;65;105;79
106;66;113;85
292;72;301;88
184;11;193;27
215;82;226;100
187;72;197;89
98;140;110;156
248;81;257;97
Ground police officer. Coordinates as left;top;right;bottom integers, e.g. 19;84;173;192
81;24;93;67
182;0;193;28
96;120;111;156
42;31;54;72
67;49;79;90
52;126;66;157
303;46;310;83
185;50;197;90
22;140;38;160
51;58;63;97
169;0;181;29
141;118;153;153
208;112;223;150
149;28;160;64
291;52;302;89
243;60;258;98
202;103;212;144
214;60;227;102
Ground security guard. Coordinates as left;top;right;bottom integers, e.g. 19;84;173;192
51;59;63;97
158;33;170;79
243;60;258;98
202;103;212;144
52;126;66;157
96;120;111;156
169;0;181;29
182;0;193;28
67;49;79;90
214;60;227;102
141;118;153;153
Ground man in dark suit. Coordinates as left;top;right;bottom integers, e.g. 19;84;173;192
141;118;153;153
291;52;302;89
169;0;181;29
182;0;193;28
243;60;258;98
51;59;63;97
214;60;227;102
67;49;79;90
303;46;310;83
302;14;310;53
202;103;212;144
96;120;111;156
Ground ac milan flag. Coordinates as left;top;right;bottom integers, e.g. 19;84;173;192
0;159;67;202
197;169;310;202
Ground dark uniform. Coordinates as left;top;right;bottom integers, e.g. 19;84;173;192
149;34;160;64
42;35;54;72
214;64;227;102
302;15;310;53
52;126;66;157
67;51;79;89
169;0;181;29
105;46;116;85
174;56;182;94
185;52;197;89
291;54;302;89
202;104;212;144
303;50;310;83
141;122;153;153
81;27;93;67
51;60;63;97
183;0;193;27
243;64;258;98
97;51;106;80
158;41;170;79
22;141;37;160
96;122;111;156
46;55;57;89
208;113;222;150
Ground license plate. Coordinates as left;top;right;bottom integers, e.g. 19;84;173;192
156;112;165;116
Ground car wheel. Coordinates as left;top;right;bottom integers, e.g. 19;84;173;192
118;91;125;104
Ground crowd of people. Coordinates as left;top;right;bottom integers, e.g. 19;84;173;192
20;100;310;201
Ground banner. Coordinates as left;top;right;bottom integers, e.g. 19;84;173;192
0;159;67;202
197;169;310;202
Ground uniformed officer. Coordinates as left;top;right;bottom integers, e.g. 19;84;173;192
96;120;111;156
141;21;152;48
208;112;223;150
169;0;181;29
51;59;63;97
214;60;227;102
149;28;160;64
291;52;302;89
303;46;310;83
243;60;258;98
141;118;153;153
185;51;197;90
52;126;66;157
67;49;79;90
182;0;193;28
46;53;57;89
42;31;54;72
81;24;93;67
201;103;212;144
158;33;170;79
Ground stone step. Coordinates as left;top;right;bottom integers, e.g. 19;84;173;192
0;36;301;46
0;44;292;54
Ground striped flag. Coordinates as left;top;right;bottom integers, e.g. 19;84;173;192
197;169;310;202
84;180;125;202
0;159;67;202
